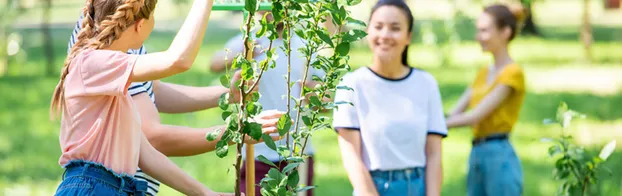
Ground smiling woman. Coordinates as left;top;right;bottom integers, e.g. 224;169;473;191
333;1;447;196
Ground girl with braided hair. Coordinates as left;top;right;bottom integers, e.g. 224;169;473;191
51;0;254;195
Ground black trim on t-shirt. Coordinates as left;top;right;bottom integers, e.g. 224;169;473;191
367;67;413;82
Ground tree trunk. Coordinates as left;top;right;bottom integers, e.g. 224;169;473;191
42;0;55;76
581;0;592;62
521;5;541;36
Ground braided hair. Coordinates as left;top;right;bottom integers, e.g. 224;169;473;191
50;0;157;118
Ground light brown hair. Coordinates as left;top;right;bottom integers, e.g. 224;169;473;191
50;0;157;118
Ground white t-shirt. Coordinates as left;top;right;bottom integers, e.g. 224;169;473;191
332;67;448;171
223;33;325;162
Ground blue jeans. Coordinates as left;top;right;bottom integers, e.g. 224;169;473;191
369;167;425;196
55;160;148;196
467;139;523;196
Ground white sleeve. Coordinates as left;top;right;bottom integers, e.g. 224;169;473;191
331;75;360;131
426;75;448;137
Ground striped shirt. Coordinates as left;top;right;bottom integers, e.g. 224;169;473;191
69;14;159;196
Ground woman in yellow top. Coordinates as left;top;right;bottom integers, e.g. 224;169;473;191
446;4;526;196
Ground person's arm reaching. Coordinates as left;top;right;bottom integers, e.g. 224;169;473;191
446;85;511;128
131;0;214;82
337;129;378;196
448;88;472;117
134;93;281;157
138;131;233;196
153;81;229;113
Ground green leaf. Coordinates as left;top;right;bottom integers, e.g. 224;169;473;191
260;188;274;196
335;42;350;56
599;140;616;160
315;29;333;47
287;170;300;188
205;128;221;141
335;101;353;106
346;17;366;27
218;93;229;110
277;146;291;158
342;29;367;43
302;116;312;126
257;155;277;167
309;95;322;107
221;110;233;121
268;168;283;182
244;122;263;140
296;0;308;3
244;0;257;14
283;162;300;173
277;113;292;136
336;85;353;91
241;59;254;80
346;0;362;6
251;91;261;102
295;29;306;39
256;13;269;37
219;75;230;88
286;156;304;163
296;186;316;193
215;140;229;158
277;187;287;196
262;134;277;151
271;2;283;22
246;102;263;116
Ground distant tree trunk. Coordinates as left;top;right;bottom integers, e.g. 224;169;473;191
581;0;592;61
521;1;541;36
42;0;55;76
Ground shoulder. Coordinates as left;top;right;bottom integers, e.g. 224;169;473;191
411;68;439;87
502;63;524;75
77;49;137;71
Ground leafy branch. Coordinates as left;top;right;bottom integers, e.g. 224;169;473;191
542;102;616;196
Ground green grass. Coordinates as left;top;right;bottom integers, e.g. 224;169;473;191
2;22;622;196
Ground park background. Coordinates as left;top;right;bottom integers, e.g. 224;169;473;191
1;0;621;195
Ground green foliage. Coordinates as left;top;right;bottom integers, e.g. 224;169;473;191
208;0;366;195
542;102;616;196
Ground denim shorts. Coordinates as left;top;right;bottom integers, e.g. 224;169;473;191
366;167;426;196
467;138;523;196
55;160;148;196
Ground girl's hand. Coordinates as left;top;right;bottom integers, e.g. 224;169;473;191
229;70;259;103
244;110;288;144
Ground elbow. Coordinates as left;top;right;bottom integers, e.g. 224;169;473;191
171;58;193;73
141;123;169;155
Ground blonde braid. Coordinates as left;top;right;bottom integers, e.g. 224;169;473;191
49;0;98;119
89;0;145;49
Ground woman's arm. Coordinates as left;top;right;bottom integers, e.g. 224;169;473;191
337;129;379;196
131;0;214;82
446;85;512;128
425;134;443;196
138;132;232;196
448;88;472;117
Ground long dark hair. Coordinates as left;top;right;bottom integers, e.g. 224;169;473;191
370;0;414;67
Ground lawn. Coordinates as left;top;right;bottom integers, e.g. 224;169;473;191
2;8;622;196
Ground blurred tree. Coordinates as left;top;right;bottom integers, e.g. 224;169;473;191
0;0;21;76
42;0;55;76
581;0;592;62
519;0;541;36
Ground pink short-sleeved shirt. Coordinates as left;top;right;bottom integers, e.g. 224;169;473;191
58;48;142;175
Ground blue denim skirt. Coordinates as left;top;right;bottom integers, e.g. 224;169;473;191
55;160;148;196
